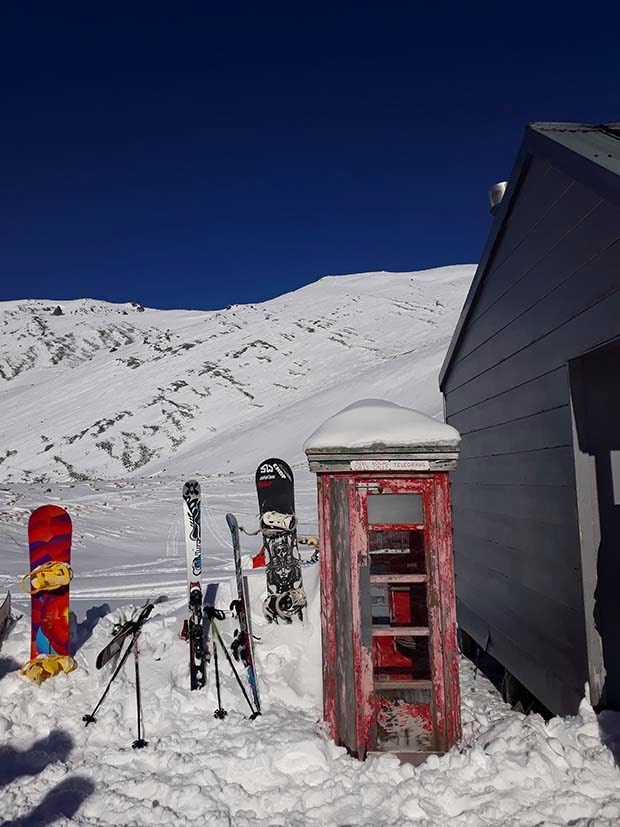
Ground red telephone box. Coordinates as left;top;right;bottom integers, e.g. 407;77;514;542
304;399;461;763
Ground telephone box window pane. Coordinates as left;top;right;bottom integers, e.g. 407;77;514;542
371;583;428;627
375;685;434;752
367;493;423;525
369;530;425;574
371;583;390;625
373;635;431;682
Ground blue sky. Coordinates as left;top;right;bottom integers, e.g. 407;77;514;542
2;3;619;309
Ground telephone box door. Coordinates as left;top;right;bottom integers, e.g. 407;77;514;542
350;475;459;759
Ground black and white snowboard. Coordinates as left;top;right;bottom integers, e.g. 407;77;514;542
183;480;207;690
255;458;307;623
226;513;261;714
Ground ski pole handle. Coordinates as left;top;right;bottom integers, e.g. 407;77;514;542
205;606;227;620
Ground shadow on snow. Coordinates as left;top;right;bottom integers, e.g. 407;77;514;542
0;730;74;787
0;655;21;682
5;776;95;826
0;730;95;825
70;603;111;654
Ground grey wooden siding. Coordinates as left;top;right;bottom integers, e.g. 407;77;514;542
443;155;620;715
329;476;357;750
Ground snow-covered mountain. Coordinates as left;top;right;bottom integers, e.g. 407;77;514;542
0;265;474;482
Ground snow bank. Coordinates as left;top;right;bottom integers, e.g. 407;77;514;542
2;569;620;825
304;398;461;452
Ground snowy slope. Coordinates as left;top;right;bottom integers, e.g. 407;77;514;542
0;266;473;482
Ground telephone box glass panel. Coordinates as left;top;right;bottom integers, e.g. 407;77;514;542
371;583;429;627
374;685;435;753
367;493;423;525
369;530;425;574
373;635;431;682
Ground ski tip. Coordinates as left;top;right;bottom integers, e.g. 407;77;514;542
225;513;237;530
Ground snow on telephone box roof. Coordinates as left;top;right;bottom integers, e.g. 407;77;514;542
304;398;461;473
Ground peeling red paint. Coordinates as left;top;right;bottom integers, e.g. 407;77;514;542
376;696;433;731
314;469;461;761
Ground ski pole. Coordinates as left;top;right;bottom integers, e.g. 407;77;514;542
84;609;152;748
213;620;258;719
83;635;135;726
212;636;227;720
132;635;147;749
209;615;259;719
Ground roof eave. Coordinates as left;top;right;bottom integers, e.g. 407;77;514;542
439;122;620;390
439;124;536;388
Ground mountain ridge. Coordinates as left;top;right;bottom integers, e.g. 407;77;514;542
0;266;474;482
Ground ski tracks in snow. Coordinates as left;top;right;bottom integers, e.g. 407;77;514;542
200;487;234;552
165;502;183;560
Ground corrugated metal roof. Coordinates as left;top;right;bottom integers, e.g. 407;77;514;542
439;122;620;389
530;122;620;178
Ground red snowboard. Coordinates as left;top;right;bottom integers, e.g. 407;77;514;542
28;505;72;659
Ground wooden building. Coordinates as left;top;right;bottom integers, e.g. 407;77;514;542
439;122;620;715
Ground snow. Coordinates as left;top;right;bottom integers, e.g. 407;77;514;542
2;579;620;825
303;398;461;453
1;265;620;825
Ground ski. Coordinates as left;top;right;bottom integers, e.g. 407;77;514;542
96;603;154;670
84;602;153;748
183;480;207;690
226;513;261;714
255;458;307;623
0;591;12;646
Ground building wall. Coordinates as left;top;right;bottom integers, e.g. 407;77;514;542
442;153;620;714
570;340;620;710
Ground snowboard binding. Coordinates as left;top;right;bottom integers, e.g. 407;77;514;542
21;654;76;685
261;511;297;532
20;561;73;595
262;587;307;624
230;627;249;666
